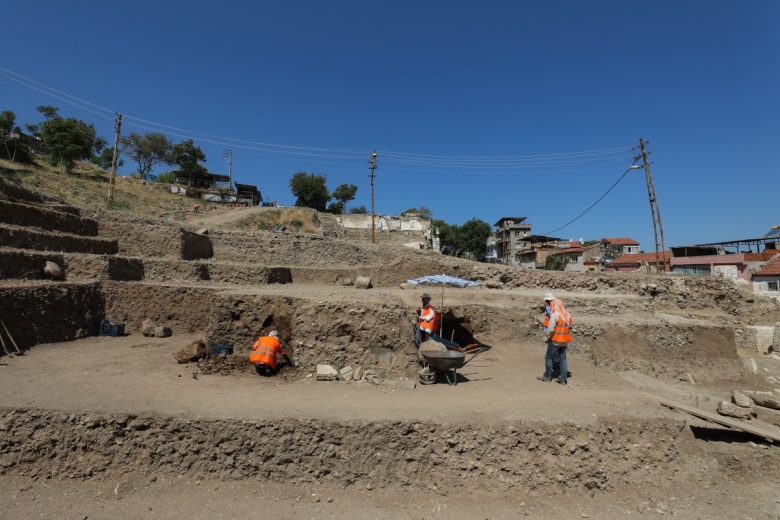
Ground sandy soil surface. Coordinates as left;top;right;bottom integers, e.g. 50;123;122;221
2;324;780;519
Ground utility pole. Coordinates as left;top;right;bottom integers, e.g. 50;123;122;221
369;151;377;244
637;138;667;272
221;150;233;190
106;113;122;210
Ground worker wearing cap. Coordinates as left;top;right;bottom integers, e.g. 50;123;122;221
416;293;440;346
249;329;294;377
537;293;573;385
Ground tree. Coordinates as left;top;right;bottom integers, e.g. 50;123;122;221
39;113;104;175
458;218;492;261
401;206;433;220
168;139;207;178
545;254;569;271
0;110;18;161
349;205;367;214
155;171;175;184
331;183;358;214
326;201;344;214
432;219;458;256
92;146;123;171
432;218;490;260
123;132;173;180
25;105;59;138
289;171;330;210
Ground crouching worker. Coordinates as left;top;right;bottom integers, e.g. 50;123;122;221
249;329;294;376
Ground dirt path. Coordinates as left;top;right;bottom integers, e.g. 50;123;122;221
182;205;263;227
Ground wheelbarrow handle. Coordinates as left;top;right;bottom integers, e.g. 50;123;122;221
462;347;485;367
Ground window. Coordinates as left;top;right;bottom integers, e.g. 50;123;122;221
768;281;779;291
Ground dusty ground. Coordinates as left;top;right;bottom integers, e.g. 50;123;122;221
1;329;780;519
2;174;780;519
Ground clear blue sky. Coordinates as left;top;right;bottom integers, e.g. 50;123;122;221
2;1;778;250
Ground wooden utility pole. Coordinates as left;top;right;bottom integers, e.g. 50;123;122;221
638;138;667;272
106;113;122;210
369;151;377;244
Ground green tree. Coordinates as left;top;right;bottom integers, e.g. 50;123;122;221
0;110;18;161
545;254;569;271
331;183;358;214
24;105;59;138
289;171;330;210
39;113;104;175
155;171;176;183
123;132;173;180
401;206;433;220
432;219;458;256
583;239;599;246
349;205;367;214
168;139;207;177
92;146;123;171
326;201;344;214
458;218;492;261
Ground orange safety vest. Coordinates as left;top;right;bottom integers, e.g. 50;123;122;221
550;315;573;345
250;336;284;370
418;304;441;334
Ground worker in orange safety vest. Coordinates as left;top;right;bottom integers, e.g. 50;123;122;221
416;293;441;345
537;293;573;385
249;329;294;377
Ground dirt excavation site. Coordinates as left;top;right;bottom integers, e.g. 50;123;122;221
2;179;780;519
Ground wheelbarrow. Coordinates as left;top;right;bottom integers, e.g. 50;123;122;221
419;347;484;386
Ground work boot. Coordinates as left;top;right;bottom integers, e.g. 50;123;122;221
556;379;567;386
536;375;552;382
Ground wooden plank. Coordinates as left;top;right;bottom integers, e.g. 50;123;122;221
660;399;780;444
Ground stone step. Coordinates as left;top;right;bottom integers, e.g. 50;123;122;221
0;281;103;348
0;199;99;236
0;249;65;281
0;224;118;255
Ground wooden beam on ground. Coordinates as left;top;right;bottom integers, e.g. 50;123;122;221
661;399;780;444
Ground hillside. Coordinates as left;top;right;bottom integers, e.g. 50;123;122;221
0;157;321;232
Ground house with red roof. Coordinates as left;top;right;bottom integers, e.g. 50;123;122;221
600;237;640;258
749;254;780;292
604;251;671;273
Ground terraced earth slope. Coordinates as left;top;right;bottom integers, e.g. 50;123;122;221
1;171;780;519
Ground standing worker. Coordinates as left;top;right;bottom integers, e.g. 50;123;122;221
537;293;573;385
416;293;440;346
539;295;567;378
249;329;294;377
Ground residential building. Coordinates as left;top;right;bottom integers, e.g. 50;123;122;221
600;237;640;258
605;251;671;273
550;242;602;272
752;255;780;292
173;171;231;189
490;217;533;266
670;227;780;282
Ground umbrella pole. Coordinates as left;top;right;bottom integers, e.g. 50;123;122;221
440;283;444;336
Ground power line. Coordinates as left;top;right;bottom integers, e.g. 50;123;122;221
0;65;637;175
544;163;639;235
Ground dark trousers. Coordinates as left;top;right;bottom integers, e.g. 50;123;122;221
544;341;568;383
254;364;274;377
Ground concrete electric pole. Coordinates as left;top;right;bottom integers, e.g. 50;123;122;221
637;138;667;272
221;150;233;190
106;113;122;210
369;151;377;244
